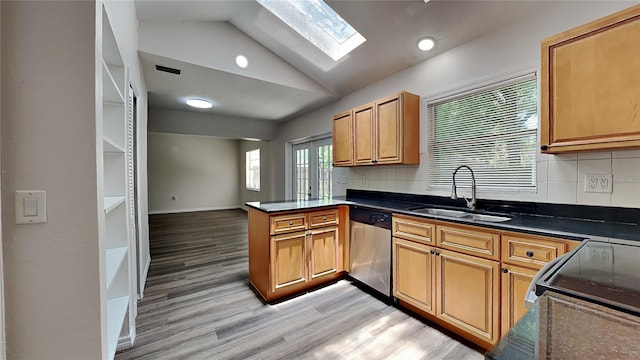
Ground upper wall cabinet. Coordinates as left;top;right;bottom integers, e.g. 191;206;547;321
540;5;640;153
332;91;420;166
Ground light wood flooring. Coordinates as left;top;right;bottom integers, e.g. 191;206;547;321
116;209;483;360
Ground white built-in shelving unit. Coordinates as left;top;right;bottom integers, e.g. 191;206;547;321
99;5;135;359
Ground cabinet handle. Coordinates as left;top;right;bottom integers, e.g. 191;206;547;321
323;216;327;221
430;250;435;255
540;145;548;151
372;159;378;163
289;221;293;226
435;251;440;256
526;251;534;258
502;268;509;274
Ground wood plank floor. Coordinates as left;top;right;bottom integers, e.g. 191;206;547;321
116;209;484;360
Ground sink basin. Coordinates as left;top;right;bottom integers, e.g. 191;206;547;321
412;208;468;218
411;207;511;222
465;213;511;222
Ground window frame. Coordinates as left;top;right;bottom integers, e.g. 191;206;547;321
426;72;539;193
246;148;261;192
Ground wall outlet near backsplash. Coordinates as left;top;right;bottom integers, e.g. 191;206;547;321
584;174;612;193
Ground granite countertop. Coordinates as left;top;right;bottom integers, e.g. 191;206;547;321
246;190;640;243
485;291;640;359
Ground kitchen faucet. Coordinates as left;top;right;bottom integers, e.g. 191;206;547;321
451;165;476;211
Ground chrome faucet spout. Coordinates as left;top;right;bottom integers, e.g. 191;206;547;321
451;165;476;211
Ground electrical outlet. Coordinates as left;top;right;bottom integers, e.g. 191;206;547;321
584;174;612;193
586;245;613;265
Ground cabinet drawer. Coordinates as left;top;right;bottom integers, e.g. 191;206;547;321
501;234;576;270
308;209;339;228
436;224;499;260
392;215;434;245
270;213;307;235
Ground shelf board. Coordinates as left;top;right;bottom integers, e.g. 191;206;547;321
106;247;127;290
107;295;129;360
103;136;125;154
104;196;125;214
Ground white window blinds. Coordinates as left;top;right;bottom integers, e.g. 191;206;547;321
428;75;538;191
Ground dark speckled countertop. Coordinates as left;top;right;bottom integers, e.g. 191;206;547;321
246;189;640;243
486;291;640;359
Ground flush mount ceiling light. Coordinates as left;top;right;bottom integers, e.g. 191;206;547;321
417;37;436;51
235;55;249;69
186;98;213;109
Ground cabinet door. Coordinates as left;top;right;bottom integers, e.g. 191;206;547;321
270;231;308;292
501;264;537;337
308;227;338;280
436;249;500;345
332;111;354;166
392;237;436;315
354;103;375;165
375;94;402;164
541;5;640;153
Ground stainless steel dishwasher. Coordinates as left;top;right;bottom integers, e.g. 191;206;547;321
349;207;392;298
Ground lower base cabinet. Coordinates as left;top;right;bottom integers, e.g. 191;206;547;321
500;264;538;337
392;237;436;315
436;249;500;345
249;207;346;302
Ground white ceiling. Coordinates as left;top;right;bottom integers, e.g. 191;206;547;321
135;0;547;122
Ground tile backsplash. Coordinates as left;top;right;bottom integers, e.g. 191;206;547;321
333;150;640;208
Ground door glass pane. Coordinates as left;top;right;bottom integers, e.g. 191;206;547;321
295;148;309;201
317;144;332;200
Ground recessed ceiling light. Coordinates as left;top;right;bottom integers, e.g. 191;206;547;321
235;55;249;69
186;98;213;109
417;37;436;51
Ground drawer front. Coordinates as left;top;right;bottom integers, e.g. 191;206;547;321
270;213;307;235
392;215;434;245
501;234;575;270
436;225;499;260
308;209;339;228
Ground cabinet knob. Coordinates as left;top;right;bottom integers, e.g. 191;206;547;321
502;268;509;273
526;251;534;258
289;221;293;226
430;250;435;255
323;216;327;221
372;159;378;163
435;251;440;256
540;145;548;151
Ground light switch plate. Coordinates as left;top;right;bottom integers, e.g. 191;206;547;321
15;190;47;224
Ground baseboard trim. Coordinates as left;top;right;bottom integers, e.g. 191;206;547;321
148;206;241;215
139;255;151;300
117;328;135;352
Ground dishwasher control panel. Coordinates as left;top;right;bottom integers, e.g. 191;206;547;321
350;206;392;229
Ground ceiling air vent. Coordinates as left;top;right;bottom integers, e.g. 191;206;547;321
155;64;181;75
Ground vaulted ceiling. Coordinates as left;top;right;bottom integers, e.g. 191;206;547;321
135;0;547;122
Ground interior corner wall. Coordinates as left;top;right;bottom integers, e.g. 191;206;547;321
1;1;102;358
148;132;240;214
239;140;271;209
271;1;640;209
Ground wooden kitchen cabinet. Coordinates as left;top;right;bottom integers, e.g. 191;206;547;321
332;91;420;166
392;237;436;315
436;248;500;346
271;231;308;291
500;264;537;337
249;206;346;301
332;110;354;166
540;5;640;153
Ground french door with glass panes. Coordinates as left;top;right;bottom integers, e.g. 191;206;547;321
292;138;333;201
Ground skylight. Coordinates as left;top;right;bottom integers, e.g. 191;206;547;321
256;0;366;61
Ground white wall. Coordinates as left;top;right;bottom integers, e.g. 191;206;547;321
272;1;640;209
239;140;272;208
149;107;278;140
1;2;102;358
148;133;240;213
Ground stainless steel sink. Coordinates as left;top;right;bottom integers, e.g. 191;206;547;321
411;207;511;222
411;208;468;218
465;213;511;222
